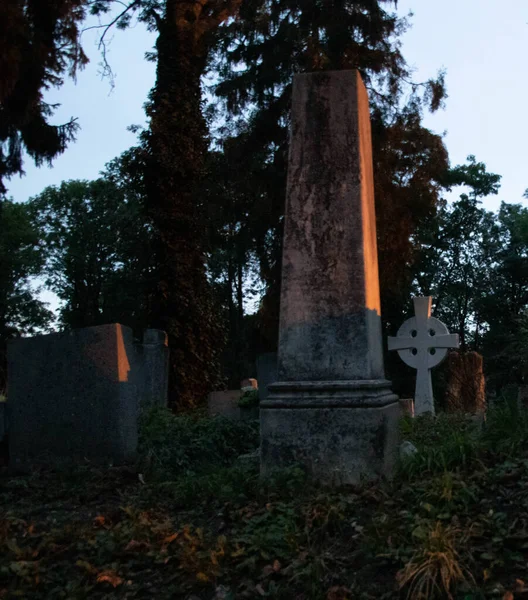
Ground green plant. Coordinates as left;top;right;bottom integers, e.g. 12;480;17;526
483;396;528;456
399;413;483;477
397;522;475;599
238;388;259;408
138;407;259;478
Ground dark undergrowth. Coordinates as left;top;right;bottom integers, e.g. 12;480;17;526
2;400;528;599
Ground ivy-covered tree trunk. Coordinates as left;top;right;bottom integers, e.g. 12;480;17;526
143;1;225;408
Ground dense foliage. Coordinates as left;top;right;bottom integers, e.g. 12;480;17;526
3;1;528;403
211;0;449;343
0;0;88;196
29;178;153;330
0;200;53;390
89;0;243;407
3;404;528;598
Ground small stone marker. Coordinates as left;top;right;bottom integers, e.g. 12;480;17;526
445;351;486;415
388;297;459;416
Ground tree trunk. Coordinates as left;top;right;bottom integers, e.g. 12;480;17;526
143;0;224;408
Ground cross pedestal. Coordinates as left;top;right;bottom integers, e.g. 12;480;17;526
388;297;459;416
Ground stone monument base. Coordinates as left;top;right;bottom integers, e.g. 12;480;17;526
260;381;400;485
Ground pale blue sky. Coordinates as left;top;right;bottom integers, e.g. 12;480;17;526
6;1;528;211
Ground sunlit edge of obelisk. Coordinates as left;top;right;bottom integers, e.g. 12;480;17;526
260;70;400;486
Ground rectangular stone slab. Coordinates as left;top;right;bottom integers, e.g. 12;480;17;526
278;70;384;381
7;324;139;470
261;402;400;485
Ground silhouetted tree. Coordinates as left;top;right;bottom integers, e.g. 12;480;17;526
0;0;88;196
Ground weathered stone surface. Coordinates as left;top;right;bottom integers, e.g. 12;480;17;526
256;353;278;402
445;351;486;414
399;441;418;460
261;402;400;485
277;70;384;382
136;329;169;411
388;297;459;415
261;70;398;485
207;391;241;420
240;378;258;389
0;402;6;442
7;324;140;470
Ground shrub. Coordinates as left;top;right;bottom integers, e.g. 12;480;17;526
138;407;259;478
238;388;259;407
399;413;482;477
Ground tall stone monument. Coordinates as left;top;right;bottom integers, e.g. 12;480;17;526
260;70;400;485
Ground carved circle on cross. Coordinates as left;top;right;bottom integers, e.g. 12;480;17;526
394;315;450;369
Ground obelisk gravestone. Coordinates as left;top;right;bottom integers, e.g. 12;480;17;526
260;70;400;485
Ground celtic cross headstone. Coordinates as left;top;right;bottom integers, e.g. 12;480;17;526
388;296;459;415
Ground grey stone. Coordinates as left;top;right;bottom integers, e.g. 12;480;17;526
256;352;278;402
135;329;169;411
388;296;459;415
399;441;418;460
0;402;6;442
208;390;241;420
7;324;150;471
261;401;400;485
261;70;399;485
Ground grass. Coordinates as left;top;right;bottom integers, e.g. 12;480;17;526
2;401;528;598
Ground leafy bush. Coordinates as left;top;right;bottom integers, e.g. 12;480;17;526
399;413;483;477
238;388;259;407
138;407;259;478
400;398;528;478
482;396;528;455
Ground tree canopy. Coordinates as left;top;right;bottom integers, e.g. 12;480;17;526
0;0;88;196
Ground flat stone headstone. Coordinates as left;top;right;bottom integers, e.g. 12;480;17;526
445;351;486;414
0;402;6;443
136;329;169;411
207;390;241;420
256;353;278;402
7;324;140;471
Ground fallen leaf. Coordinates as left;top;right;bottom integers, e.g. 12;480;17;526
75;560;97;574
163;532;179;545
273;559;281;572
125;539;150;552
196;572;209;583
97;570;123;587
502;592;514;600
93;515;107;528
231;544;245;558
327;586;352;600
256;583;266;596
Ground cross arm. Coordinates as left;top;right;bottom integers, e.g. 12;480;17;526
387;336;413;351
434;333;459;349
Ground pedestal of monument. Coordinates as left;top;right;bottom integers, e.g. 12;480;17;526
260;70;399;485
